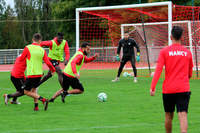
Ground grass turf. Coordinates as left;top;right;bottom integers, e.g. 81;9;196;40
0;70;199;133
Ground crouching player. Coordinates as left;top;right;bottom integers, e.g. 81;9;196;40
49;42;99;103
4;55;52;106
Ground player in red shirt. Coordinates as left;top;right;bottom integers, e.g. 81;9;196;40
40;32;70;88
3;56;53;105
48;42;98;103
150;26;193;133
3;55;26;105
19;33;55;111
3;56;53;106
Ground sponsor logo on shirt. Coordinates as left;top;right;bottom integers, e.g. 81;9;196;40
169;51;187;56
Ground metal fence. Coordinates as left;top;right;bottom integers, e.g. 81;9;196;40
1;46;200;65
0;47;118;64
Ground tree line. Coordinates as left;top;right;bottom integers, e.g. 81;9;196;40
0;0;199;49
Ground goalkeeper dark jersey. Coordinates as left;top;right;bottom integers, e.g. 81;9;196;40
117;38;140;57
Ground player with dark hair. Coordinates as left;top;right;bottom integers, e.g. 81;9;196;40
48;42;99;103
112;33;140;83
19;33;55;111
3;56;53;105
40;32;70;87
150;26;193;133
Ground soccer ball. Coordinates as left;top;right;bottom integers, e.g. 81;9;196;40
123;72;128;77
97;92;107;102
123;72;131;77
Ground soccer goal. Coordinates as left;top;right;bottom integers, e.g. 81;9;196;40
76;1;200;77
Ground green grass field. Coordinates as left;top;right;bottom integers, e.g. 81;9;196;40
0;70;200;133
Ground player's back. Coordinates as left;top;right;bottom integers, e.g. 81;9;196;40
161;43;193;94
26;44;45;76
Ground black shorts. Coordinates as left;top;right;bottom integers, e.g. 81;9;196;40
22;77;41;91
11;76;25;92
63;74;84;91
50;60;60;67
121;56;135;65
162;92;191;113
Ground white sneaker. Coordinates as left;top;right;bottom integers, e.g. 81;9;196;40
3;94;9;105
134;77;137;83
112;77;119;82
11;100;21;105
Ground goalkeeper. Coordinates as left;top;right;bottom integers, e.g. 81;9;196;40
112;32;140;83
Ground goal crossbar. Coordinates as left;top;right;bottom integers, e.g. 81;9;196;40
76;1;172;50
76;1;172;11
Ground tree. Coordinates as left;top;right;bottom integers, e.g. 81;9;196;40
0;6;24;49
0;0;5;17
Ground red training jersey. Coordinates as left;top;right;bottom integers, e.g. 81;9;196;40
40;37;70;61
11;55;26;78
150;43;193;94
20;43;56;78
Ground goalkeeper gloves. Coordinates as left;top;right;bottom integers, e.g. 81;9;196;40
136;52;140;62
116;55;120;61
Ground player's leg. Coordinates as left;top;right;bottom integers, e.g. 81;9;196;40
11;77;25;104
60;75;84;103
5;91;24;104
24;89;49;111
68;78;84;94
49;73;69;103
163;94;176;133
130;56;137;82
55;65;63;88
48;59;63;87
4;76;25;105
23;78;49;110
59;74;72;103
165;112;174;133
67;89;83;94
61;77;84;103
49;89;64;102
35;71;52;88
24;89;41;100
176;92;191;133
10;91;23;104
112;56;128;82
178;112;188;133
31;88;39;111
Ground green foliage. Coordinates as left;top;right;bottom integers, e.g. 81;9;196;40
0;0;199;49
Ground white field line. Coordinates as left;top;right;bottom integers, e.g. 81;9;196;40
0;70;11;72
4;123;160;133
